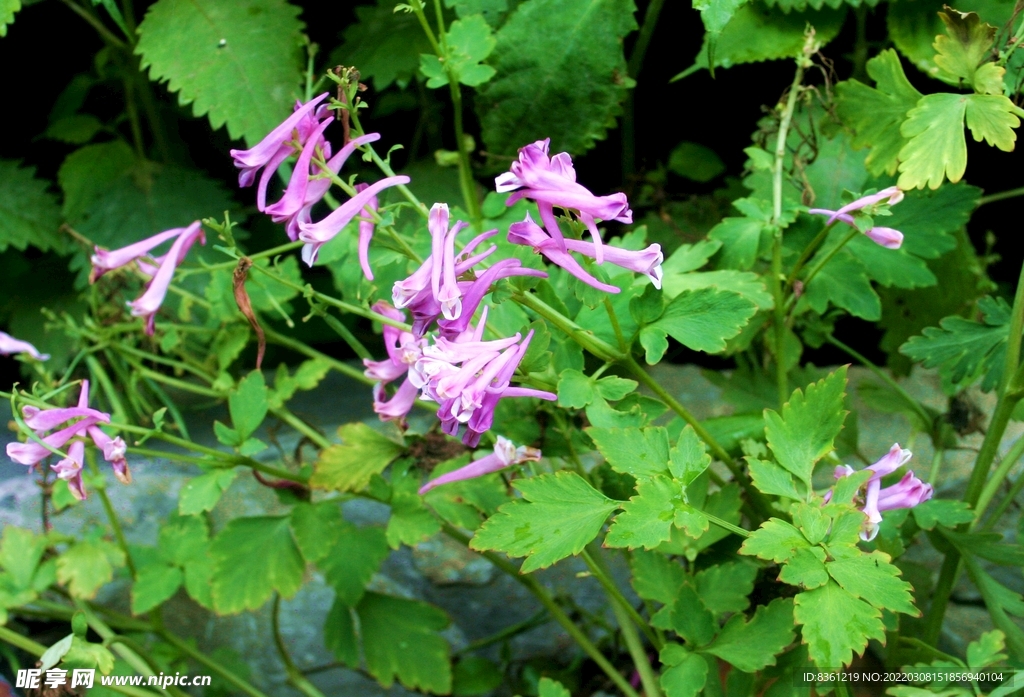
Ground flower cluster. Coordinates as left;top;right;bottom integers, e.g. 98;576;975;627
6;381;128;500
230;93;408;269
808;186;906;249
828;443;932;540
90;222;206;335
0;331;49;361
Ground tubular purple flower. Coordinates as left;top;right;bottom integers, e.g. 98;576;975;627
362;302;421;385
508;215;618;293
863;227;903;250
6;417;101;466
807;186;906;250
564;238;664;289
356;183;379;281
0;331;49;361
436;260;547;338
866;443;913;479
427;203;466;321
230;93;329;207
373;379;419;426
22;405;108;432
263;116;335;221
418;436;541;494
298;175;410;266
51;440;87;501
88;425;130;484
90;227;185;284
127;222;205;335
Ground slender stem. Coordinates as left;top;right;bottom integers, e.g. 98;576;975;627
794;229;858;298
87;454;138;579
978;186;1024;206
974;433;1024;524
314;309;372;360
441;525;640;697
60;0;128;48
784;222;836;290
585;554;662;697
449;83;482;224
980;464;1024;531
513;291;621;362
964;390;1022;508
825;334;934;430
770;237;789;407
86;355;129;424
262;325;370;385
835;679;851;697
627;0;666;78
929;447;944;487
604;298;629;353
1001;259;1024;395
159;628;272;697
851;5;869;81
111;342;217;383
270;406;332;450
923;554;961;645
454;610;549;655
581;549;661;649
182;241;305;276
704;511;750;538
272;595;328;697
123;79;146;159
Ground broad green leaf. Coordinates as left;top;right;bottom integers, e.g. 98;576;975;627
939;530;1024;566
183;554;216;610
747;458;801;500
764;367;848;486
0;527;46;590
1;0;20;37
537;677;571;697
62;636;116;674
667;142;725;182
911;499;974;530
643;287;758;359
704;598;795;672
424;455;508;530
793;503;831;545
325;599;359;667
659;582;717;646
43;114;104;144
178;469;237;515
475;0;638;156
694;0;749;71
778;547;829;589
967;630;1007;669
210;516;305;614
793;580;886;668
229;370;268;441
387;463;443;549
965;94;1024;151
933;8;997;90
470;472;619;572
57;141;135;224
659;644;709;697
56;540;126;599
884;183;979;260
289;501;346;563
900;296;1009;391
357;592;452;693
131;563;183;615
318;524;389;607
311;423;405;492
694;561;757;615
445;0;510;25
662;269;773;311
899;93;968;190
740;518;810;563
557;369;595;408
136;0;304;145
707;217;766;270
333;0;433;90
268;359;331;409
668;426;711;485
587;426;670;478
158;514;209;566
420;15;496;87
606;475;707;549
826;551;919;616
597;376;639;401
845;234;937;290
630;550;686;604
451;657;503;696
0;160;63;253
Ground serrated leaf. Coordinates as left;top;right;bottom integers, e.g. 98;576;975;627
933;9;996;89
826;550;919;615
56;540;125;599
740;518;810;563
57;141;135;224
289;501;345;563
748;458;801;499
333;0;433;89
178;468;237;515
158;514;209;565
899;93;968;190
268;358;331;409
325;599;359;667
318;524;389;607
794;580;886;668
694;561;757;615
420;15;496;87
964;94;1024;151
799;250;881;320
210;516;305;614
663;269;773;311
357;592;452;693
764;367;848;486
630;550;686;604
659;645;709;697
778;547;829;589
587;426;670;478
1;0;21;37
470;472;618;572
606;475;707;549
131;564;183;615
136;0;304;145
885;183;978;260
596;376;638;401
0;527;46;590
228;370;268;441
645;287;758;356
475;0;638;156
695;0;749;70
537;677;571;697
704;598;795;672
659;582;717;646
62;636;116;674
557;369;595;408
837;50;922;176
0;160;63;253
668;426;711;485
967;630;1007;669
311;423;404;492
707;217;766;270
911;499;974;530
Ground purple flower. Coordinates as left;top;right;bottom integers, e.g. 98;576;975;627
808;186;905;250
496;139;632;264
90;226;193;284
355;183;379;281
362;301;423;385
230;93;330;211
125;222;206;335
418;436;541;494
830;443;932;541
51;440;87;501
373;378;419;426
0;331;49;361
435;259;547;338
508;214;663;292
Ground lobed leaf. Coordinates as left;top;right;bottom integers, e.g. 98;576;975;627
311;423;405;492
794;580;886;668
0;160;63;253
357;592;452;693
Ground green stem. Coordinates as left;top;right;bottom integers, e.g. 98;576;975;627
770;236;788;407
604;298;629;353
60;0;128;48
454;610;549;655
581;548;661;649
182;241;305;276
825;334;934;430
272;595;328;697
974;433;1024;525
964;389;1022;509
111;342;216;383
86;355;129;424
784;222;836;291
929;447;944;487
271;406;332;450
1001;259;1024;395
449;83;481;224
262;325;370;385
923;554;960;646
442;525;640;697
627;0;666;78
793;229;859;300
159;628;272;697
978;185;1024;205
705;511;750;538
980;464;1024;531
87;453;138;579
513;291;621;362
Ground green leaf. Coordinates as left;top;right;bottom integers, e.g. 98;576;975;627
764;367;848;486
357;592;452;693
747;458;801;500
900;296;1009;390
668;142;726;182
387;463;443;549
660;582;717;646
470;472;619;572
56;540;125;599
630;550;686;604
158;514;209;566
0;160;63;253
694;561;757;615
663;269;773;311
557;369;595;408
778;547;829;589
933;8;997;90
793;580;886;668
325;599;359;667
958;554;1024;660
289;501;345;563
475;0;638;156
799;250;881;320
537;677;571;697
899;93;968;190
62;636;116;674
587;426;670;478
131;563;183;615
210;516;305;614
694;0;749;72
229;370;268;441
911;499;974;530
268;359;331;409
704;598;795;672
57;141;134;224
333;0;432;90
964;94;1024;151
659;645;709;697
597;376;639;401
836;50;923;176
318;524;390;607
420;15;496;87
452;656;503;696
707;216;766;270
740;518;810;563
44;114;105;144
669;426;711;485
311;423;405;492
606;475;707;549
178;468;237;515
644;287;758;359
967;630;1007;669
826;550;918;615
0;527;46;590
136;0;304;145
1;0;20;37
